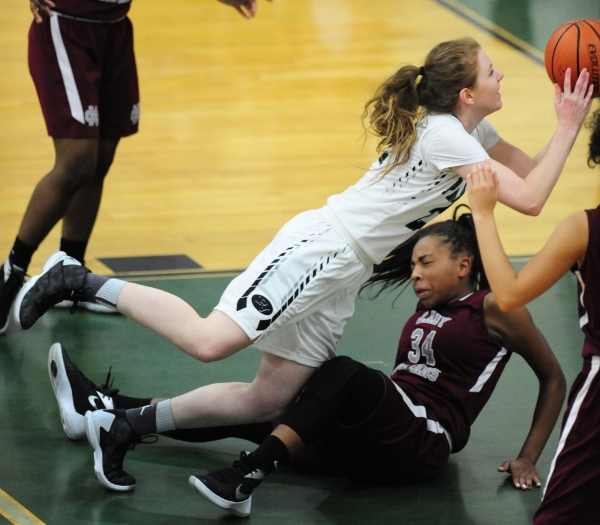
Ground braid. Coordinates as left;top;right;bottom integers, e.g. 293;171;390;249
361;205;488;298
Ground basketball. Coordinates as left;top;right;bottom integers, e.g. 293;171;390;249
544;19;600;98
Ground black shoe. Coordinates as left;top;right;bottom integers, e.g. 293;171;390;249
85;409;141;492
48;343;118;440
0;259;25;334
14;251;92;330
189;452;266;517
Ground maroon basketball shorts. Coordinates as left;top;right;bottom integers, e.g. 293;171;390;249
28;14;139;139
293;375;452;481
534;355;600;524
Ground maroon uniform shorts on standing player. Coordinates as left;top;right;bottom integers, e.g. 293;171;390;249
28;14;139;139
534;355;600;525
293;375;452;482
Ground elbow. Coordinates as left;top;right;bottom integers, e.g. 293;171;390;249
495;296;523;312
518;200;543;217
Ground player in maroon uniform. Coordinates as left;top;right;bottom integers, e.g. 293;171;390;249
0;0;270;334
47;211;565;516
468;109;600;525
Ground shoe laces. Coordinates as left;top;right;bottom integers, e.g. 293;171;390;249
98;366;120;398
212;451;259;484
68;286;95;314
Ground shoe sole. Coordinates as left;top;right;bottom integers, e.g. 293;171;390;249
54;300;117;314
0;312;9;335
188;475;251;517
48;343;85;440
13;274;40;329
85;411;135;492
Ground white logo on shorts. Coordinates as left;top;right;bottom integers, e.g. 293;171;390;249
84;105;99;127
130;102;140;125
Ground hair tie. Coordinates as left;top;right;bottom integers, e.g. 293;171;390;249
419;66;425;77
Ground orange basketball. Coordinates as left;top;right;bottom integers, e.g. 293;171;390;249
544;19;600;98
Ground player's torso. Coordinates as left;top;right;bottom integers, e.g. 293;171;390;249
325;116;470;265
391;290;511;451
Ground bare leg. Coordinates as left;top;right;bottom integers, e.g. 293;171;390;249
170;352;316;427
18;138;99;248
271;424;305;457
116;284;251;362
62;138;119;242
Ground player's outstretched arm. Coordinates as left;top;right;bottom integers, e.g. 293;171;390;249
455;69;593;215
218;0;271;18
483;294;566;490
467;161;588;311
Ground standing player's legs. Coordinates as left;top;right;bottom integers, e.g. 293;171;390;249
17;138;109;250
61;138;120;256
0;138;103;334
534;356;600;524
1;15;137;333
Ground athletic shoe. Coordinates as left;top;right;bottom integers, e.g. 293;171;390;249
41;253;116;315
54;300;117;314
13;251;92;330
0;259;25;334
188;452;266;517
48;342;118;440
85;409;140;492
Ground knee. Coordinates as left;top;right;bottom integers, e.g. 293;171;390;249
50;159;97;193
242;391;289;421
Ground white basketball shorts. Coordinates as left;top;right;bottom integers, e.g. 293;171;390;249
214;210;373;367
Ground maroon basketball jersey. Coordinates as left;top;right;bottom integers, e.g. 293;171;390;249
577;206;600;358
390;289;510;452
52;0;131;21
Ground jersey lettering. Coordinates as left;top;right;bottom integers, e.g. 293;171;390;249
416;310;452;328
394;362;440;382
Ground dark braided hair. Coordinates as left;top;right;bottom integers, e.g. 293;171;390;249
588;108;600;167
361;205;489;298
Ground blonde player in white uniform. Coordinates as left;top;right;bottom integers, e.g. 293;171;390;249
15;37;593;491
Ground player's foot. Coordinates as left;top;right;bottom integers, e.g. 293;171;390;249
48;343;118;440
13;251;91;330
188;452;266;517
85;409;140;492
41;253;117;315
0;259;25;335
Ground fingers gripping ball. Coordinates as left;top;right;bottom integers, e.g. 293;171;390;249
544;19;600;98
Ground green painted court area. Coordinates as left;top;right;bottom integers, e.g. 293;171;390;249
0;268;584;524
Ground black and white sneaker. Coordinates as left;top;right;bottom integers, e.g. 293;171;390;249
14;251;92;330
39;253;116;315
48;343;118;440
85;409;141;492
189;452;266;517
0;259;25;334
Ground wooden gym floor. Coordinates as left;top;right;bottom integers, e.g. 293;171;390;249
0;0;599;524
